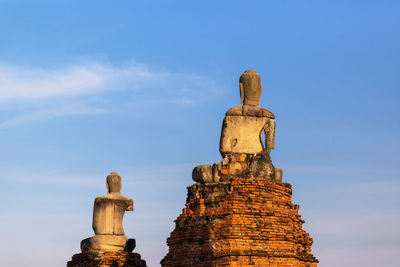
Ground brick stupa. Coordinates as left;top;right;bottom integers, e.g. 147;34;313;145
161;70;318;266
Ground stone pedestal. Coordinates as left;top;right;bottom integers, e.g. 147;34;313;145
67;251;147;267
161;176;318;266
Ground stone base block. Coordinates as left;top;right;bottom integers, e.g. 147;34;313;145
81;235;128;252
67;251;147;267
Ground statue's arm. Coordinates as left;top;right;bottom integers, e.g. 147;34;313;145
262;119;275;152
126;198;134;211
266;119;276;150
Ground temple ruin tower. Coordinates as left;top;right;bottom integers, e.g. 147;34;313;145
67;172;147;267
161;70;318;266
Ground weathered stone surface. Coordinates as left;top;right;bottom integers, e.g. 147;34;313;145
220;115;275;156
250;151;275;179
161;176;318;267
93;195;133;235
67;251;147;267
81;235;127;253
274;168;283;182
212;162;222;182
239;70;262;106
192;164;213;183
226;105;275;118
68;172;147;266
220;70;276;157
93;172;133;236
80;172;134;253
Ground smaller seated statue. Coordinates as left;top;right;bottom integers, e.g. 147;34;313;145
81;172;135;253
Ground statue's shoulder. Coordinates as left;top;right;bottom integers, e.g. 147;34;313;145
94;195;108;201
95;194;131;202
119;195;133;203
225;105;274;119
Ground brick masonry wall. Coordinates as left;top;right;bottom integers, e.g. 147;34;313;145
67;251;147;267
161;176;318;267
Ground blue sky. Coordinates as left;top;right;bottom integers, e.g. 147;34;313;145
0;1;399;266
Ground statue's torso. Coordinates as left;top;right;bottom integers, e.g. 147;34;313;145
220;105;275;156
92;194;133;235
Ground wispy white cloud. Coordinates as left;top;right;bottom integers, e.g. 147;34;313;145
0;61;219;103
0;63;108;101
0;61;221;128
0;166;103;188
0;103;107;128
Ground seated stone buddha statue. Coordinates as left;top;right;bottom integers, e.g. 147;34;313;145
220;70;276;156
80;172;135;253
192;70;281;183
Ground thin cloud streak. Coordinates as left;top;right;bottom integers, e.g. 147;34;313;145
0;61;221;128
0;62;220;103
0;63;108;101
0;104;107;129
